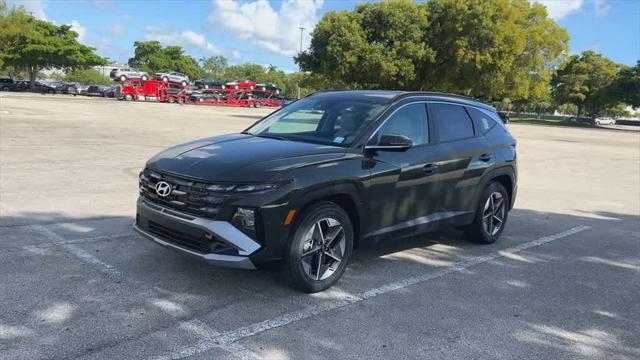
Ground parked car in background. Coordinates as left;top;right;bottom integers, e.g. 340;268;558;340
32;82;57;94
595;117;616;125
57;83;79;95
110;68;149;82
195;79;226;89
190;91;224;102
104;86;119;98
256;83;281;93
0;78;17;91
156;72;189;86
15;81;30;91
85;85;106;97
226;80;256;89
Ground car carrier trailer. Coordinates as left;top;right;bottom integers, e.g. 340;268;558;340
118;77;281;108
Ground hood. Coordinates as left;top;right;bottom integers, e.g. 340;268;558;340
147;133;346;182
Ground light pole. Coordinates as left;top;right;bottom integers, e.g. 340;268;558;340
297;26;305;99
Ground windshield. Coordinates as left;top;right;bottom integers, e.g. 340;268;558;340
246;96;388;147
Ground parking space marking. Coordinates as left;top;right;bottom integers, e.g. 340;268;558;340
0;232;133;255
155;225;591;359
31;224;122;277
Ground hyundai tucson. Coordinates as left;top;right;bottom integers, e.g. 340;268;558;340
134;90;518;293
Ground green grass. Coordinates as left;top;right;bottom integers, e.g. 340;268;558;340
509;117;594;128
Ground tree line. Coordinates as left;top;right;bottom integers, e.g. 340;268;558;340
1;0;638;116
297;0;639;117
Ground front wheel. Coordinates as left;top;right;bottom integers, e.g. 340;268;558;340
181;80;187;87
120;75;127;82
465;181;509;244
284;202;354;293
141;75;148;81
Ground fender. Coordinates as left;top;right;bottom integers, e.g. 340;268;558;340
474;165;516;210
290;181;366;242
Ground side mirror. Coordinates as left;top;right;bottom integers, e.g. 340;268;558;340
365;134;413;151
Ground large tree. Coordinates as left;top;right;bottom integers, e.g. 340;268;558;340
128;41;202;80
200;55;228;80
551;51;622;117
296;0;568;101
0;3;106;89
297;0;432;90
612;61;640;108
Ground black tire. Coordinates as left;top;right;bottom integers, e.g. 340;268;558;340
124;94;133;101
120;75;127;82
141;75;148;81
181;80;187;87
162;76;169;83
465;181;509;244
284;201;354;293
168;97;175;103
1;86;9;91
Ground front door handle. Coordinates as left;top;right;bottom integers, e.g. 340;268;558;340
423;163;439;175
479;153;492;162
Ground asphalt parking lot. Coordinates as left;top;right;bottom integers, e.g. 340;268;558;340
1;93;639;360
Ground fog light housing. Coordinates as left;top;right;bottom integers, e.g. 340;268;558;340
232;207;256;239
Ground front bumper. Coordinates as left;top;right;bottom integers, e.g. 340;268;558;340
134;198;260;270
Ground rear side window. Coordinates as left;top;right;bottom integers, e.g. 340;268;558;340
430;103;475;142
466;106;497;134
375;103;429;146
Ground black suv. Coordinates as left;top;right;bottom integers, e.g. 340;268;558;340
135;91;517;292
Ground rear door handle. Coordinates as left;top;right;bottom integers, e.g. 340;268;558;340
479;153;492;162
423;163;439;174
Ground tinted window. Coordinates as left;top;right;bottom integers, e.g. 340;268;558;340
375;103;429;146
431;103;475;142
466;106;497;134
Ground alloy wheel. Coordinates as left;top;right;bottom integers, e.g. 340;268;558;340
300;217;346;281
482;191;505;236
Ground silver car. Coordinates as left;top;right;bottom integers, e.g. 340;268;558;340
595;117;616;125
156;72;189;86
110;68;149;82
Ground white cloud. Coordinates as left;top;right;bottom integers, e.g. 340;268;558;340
145;26;221;55
533;0;583;20
207;0;324;56
68;20;86;42
7;0;46;20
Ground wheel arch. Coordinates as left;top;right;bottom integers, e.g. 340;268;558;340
478;166;516;210
291;183;364;249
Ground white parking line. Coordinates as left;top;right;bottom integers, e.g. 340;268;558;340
156;225;591;359
31;224;122;277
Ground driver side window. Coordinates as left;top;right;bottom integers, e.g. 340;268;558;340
375;103;429;146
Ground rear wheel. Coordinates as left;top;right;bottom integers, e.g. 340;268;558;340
181;80;187;87
141;75;148;81
162;76;169;83
1;86;9;91
465;181;509;244
124;94;133;101
284;202;353;293
119;75;127;82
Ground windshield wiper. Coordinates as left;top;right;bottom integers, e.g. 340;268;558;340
253;133;286;141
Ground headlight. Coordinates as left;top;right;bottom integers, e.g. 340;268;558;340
204;181;287;194
235;183;278;192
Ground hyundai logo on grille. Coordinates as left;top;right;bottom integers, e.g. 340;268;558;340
155;181;172;197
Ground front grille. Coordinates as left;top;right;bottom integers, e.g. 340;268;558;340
139;169;229;218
